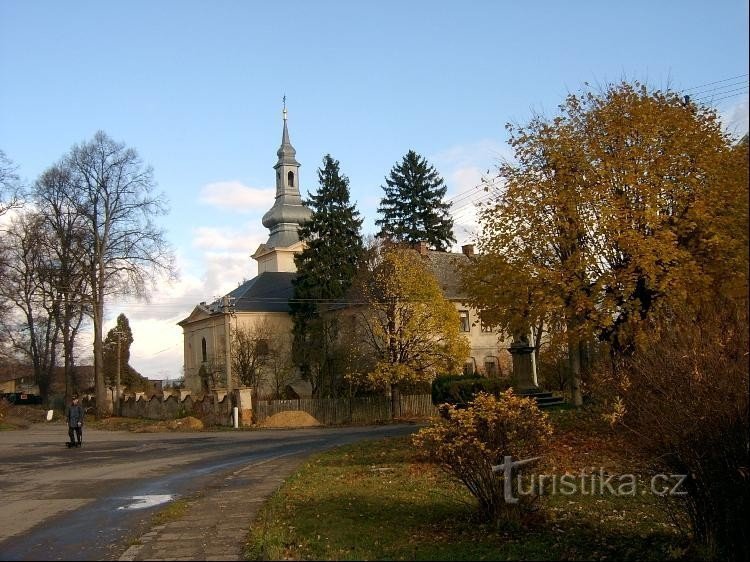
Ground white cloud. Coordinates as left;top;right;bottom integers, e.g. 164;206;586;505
719;98;749;139
199;180;275;213
430;139;510;250
193;224;267;251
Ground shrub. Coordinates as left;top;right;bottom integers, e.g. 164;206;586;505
412;390;552;524
431;374;511;406
598;299;749;561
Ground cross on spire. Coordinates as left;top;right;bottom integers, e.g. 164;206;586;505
282;94;287;121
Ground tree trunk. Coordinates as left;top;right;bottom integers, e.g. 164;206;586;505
390;382;401;418
94;292;107;417
567;325;583;407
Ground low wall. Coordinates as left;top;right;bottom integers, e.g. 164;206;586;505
82;392;234;426
252;394;438;425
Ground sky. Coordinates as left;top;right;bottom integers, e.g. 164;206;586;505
1;0;748;381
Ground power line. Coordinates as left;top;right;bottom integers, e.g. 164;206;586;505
681;73;748;93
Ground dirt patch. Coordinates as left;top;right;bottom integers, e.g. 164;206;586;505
133;416;205;433
258;410;322;428
0;402;51;429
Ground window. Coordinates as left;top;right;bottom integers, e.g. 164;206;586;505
287;171;295;187
463;359;475;376
484;357;499;377
201;338;207;363
256;339;269;356
480;320;494;333
459;310;470;332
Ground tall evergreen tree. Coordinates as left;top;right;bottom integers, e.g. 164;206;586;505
291;155;364;397
103;313;147;390
375;150;455;251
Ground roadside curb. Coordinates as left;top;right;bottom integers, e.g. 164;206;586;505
119;452;310;561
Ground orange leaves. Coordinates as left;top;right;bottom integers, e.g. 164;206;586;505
464;81;748;352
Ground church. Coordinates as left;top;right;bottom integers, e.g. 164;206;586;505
178;109;516;398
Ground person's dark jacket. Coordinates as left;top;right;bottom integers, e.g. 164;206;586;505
66;403;84;428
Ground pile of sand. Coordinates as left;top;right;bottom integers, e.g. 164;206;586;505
165;416;204;430
258;410;322;428
134;416;205;432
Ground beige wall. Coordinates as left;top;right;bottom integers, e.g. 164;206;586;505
182;311;294;394
452;301;514;377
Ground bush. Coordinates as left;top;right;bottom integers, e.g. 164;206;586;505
431;374;511;406
598;300;749;561
412;390;552;524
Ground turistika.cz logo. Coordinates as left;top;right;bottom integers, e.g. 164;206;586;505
491;456;688;504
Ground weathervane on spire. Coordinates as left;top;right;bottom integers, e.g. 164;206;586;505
282;94;287;121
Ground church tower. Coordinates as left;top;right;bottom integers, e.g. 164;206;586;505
252;103;312;273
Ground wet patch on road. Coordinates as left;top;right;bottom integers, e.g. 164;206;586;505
117;495;174;510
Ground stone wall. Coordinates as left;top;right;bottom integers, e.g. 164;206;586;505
83;391;237;426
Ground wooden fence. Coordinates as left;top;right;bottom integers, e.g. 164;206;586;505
253;393;437;425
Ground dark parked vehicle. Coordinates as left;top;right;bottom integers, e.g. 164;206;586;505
1;392;43;405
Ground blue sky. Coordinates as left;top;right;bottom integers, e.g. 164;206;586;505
1;0;748;379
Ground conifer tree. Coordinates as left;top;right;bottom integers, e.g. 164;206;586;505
103;313;147;390
375;150;455;251
291;155;364;397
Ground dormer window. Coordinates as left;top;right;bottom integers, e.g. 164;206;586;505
287;171;294;187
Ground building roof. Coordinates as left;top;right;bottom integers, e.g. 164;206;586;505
227;271;297;312
178;272;297;326
422;250;470;300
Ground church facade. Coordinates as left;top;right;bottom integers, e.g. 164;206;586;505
178;109;311;396
178;110;515;397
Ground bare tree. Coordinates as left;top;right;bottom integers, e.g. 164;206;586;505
0;212;60;401
33;163;91;399
0;149;22;218
63;131;176;416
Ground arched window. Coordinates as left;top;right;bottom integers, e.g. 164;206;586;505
201;337;207;363
287;170;294;187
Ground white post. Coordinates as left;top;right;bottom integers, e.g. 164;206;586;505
233;406;239;429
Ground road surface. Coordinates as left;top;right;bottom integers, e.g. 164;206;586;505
0;422;418;561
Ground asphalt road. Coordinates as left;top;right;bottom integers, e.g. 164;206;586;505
0;422;419;561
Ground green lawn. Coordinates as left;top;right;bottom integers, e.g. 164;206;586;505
245;410;689;561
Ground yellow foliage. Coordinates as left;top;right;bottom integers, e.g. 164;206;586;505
462;82;748;354
354;246;470;388
412;390;553;522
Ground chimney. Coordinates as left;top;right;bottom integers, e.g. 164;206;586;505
413;241;429;256
461;244;475;257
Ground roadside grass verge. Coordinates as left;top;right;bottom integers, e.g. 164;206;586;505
245;410;688;561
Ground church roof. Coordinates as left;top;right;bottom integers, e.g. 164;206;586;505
226;271;297;313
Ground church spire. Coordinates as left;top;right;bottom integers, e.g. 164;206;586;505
261;100;311;249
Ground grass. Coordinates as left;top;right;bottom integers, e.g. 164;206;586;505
245;409;689;561
150;497;196;526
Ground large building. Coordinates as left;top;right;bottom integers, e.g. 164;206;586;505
178;110;514;396
178;108;311;395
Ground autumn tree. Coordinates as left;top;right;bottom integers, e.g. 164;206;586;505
462;82;748;405
375;150;455;251
352;245;470;415
291;155;364;397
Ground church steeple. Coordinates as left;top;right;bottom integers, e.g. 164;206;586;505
260;101;311;249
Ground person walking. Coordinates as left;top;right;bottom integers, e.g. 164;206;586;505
65;394;84;448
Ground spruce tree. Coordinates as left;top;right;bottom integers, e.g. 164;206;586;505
290;155;364;397
375;150;455;251
103;313;147;390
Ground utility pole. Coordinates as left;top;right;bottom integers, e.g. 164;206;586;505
109;329;124;416
115;331;122;416
221;296;235;395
